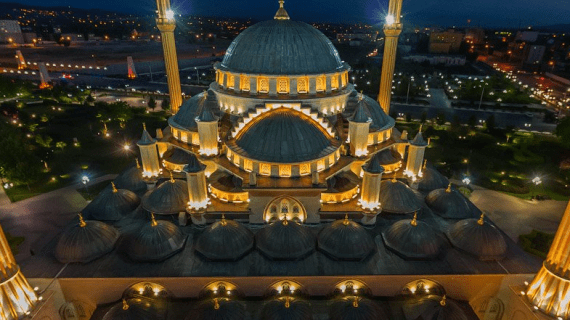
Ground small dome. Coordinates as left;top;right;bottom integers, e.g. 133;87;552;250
345;92;394;130
318;217;375;261
259;297;312;320
142;178;189;214
418;167;449;192
382;215;445;260
186;298;246;320
170;90;218;131
162;148;196;166
229;108;339;163
446;216;507;261
83;184;140;221
195;217;254;261
102;299;164;320
402;295;468;320
114;164;147;196
329;297;388;320
372;148;402;167
220;20;345;75
379;179;422;214
256;220;315;260
121;216;186;262
55;215;119;263
425;187;480;219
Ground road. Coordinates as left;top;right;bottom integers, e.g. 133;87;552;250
428;88;451;109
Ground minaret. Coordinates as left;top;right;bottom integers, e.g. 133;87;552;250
155;0;182;113
38;62;51;89
526;201;570;319
348;92;371;157
405;126;428;178
0;224;38;319
15;50;25;70
127;56;137;80
137;123;161;178
377;0;404;115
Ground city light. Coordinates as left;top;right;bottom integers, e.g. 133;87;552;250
385;14;395;25
165;9;175;20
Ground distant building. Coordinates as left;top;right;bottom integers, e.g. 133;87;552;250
465;28;485;45
429;30;463;54
525;45;546;64
336;32;377;43
404;54;466;66
60;33;84;42
0;20;24;44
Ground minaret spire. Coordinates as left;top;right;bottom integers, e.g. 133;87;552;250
377;0;404;114
274;0;290;20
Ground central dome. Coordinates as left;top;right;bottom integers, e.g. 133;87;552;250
220;20;345;75
229;108;339;163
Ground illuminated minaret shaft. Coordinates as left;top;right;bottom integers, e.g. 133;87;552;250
156;0;182;114
377;0;404;115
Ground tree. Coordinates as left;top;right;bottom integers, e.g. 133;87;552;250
486;114;496;131
35;134;53;148
0;123;41;189
148;97;156;110
555;117;570;148
161;98;170;111
420;111;427;124
435;112;446;125
468;115;477;128
56;141;67;151
405;113;412;123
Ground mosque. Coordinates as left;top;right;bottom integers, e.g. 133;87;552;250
2;1;570;320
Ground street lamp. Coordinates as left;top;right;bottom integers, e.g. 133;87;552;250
81;175;90;198
531;176;542;200
462;177;471;186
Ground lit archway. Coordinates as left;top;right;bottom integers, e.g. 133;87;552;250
263;196;307;223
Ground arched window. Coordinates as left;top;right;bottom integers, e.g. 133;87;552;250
264;196;307;223
227;74;235;89
240;75;250;91
316;75;326;92
297;77;308;93
278;78;289;94
258;77;269;93
331;74;339;90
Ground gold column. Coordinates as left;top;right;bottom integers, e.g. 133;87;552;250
377;0;404;115
156;0;182;114
526;201;570;319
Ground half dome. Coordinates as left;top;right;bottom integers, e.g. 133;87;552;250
229;108;339;163
259;297;312;320
256;220;315;260
220;20;345;75
102;299;164;320
186;298;246;320
446;216;507;261
329;296;388;320
195;217;254;261
82;184;140;221
121;216;186;262
382;215;445;260
169;90;218;131
142;178;189;214
402;295;468;320
318;217;375;261
426;187;480;219
114;164;147;196
418;167;449;192
379;179;422;214
55;215;119;263
345;92;394;131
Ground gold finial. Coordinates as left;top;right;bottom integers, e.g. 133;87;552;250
282;218;289;226
440;295;447;307
142;122;147;131
213;298;220;310
358;90;364;101
352;297;359;308
343;214;350;226
203;90;208;99
78;213;87;228
411;212;418;227
392;175;397;183
419;124;423;132
477;213;485;226
423;159;427;169
122;299;129;310
151;212;158;227
169;171;175;183
446;183;452;193
111;182;118;193
284;296;291;308
135;158;141;169
274;0;290;20
220;214;227;226
428;137;431;145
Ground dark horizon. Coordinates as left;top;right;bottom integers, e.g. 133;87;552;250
2;0;570;28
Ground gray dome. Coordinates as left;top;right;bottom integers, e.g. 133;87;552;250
83;184;140;221
230;108;339;163
329;297;388;320
195;218;254;261
418;167;449;192
103;299;164;320
114;164;147;196
55;216;119;263
221;19;345;75
318;217;375;261
446;217;507;261
382;216;445;260
169;90;218;131
186;299;246;320
426;187;480;219
379;179;422;214
345;92;394;130
121;217;186;262
372;148;402;166
402;295;468;320
163;148;195;165
259;298;312;320
142;178;189;214
256;220;315;260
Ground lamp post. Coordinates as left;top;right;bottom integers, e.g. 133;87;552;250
81;175;90;198
532;176;542;200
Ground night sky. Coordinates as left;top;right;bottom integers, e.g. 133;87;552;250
13;0;570;27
